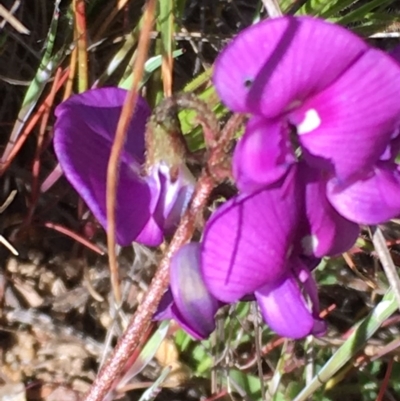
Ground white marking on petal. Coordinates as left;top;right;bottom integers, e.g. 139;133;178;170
301;235;319;255
297;109;321;135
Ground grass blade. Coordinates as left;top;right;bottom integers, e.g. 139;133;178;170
1;0;62;162
293;287;398;401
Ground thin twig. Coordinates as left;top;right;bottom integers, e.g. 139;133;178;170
262;0;283;17
160;1;174;96
370;226;400;312
0;190;17;213
0;3;30;34
73;0;88;92
0;69;69;176
106;0;156;306
252;303;265;400
44;222;104;255
92;0;130;43
64;20;78;100
0;235;18;255
0;190;18;255
376;358;394;401
26;68;62;225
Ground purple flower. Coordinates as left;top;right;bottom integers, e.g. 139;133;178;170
200;168;328;338
214;16;400;224
154;243;221;339
54;87;194;246
200;16;400;338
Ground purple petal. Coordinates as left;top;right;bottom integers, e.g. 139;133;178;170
55;87;150;164
233;116;296;193
154;290;212;340
213;16;368;116
201;169;302;303
54;88;163;246
327;163;400;225
290;49;400;182
153;289;175;322
255;260;326;339
169;243;220;339
299;255;322;272
299;165;359;257
380;128;400;163
134;183;165;245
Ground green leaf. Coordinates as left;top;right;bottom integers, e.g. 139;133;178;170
336;0;395;25
118;50;183;90
229;369;262;400
174;328;193;352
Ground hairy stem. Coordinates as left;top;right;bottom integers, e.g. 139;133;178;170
82;172;214;401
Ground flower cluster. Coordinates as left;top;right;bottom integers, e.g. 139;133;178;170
54;16;400;341
54;87;194;247
163;16;400;340
197;16;400;338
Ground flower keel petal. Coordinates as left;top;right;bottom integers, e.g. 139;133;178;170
255;262;325;339
170;243;220;339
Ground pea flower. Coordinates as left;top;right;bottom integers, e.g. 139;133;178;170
214;16;400;224
54;87;194;247
200;16;400;338
155;176;327;339
201;167;328;338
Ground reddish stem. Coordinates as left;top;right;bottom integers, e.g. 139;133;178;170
82;173;214;401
